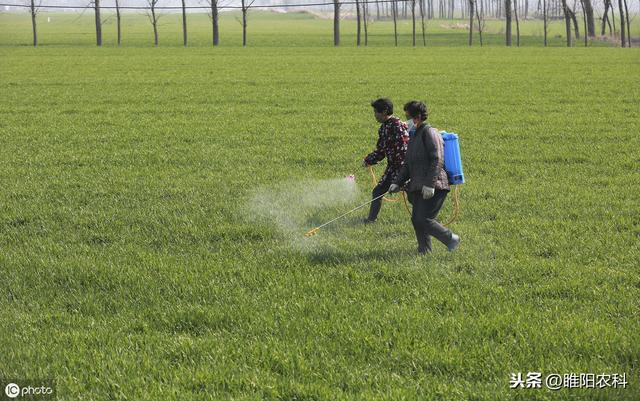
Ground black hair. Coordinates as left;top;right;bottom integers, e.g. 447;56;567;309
403;100;428;122
371;98;394;115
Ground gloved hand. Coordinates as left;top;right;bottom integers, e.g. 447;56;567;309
389;184;401;194
422;186;435;199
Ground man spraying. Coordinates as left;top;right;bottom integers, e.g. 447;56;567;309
362;98;409;223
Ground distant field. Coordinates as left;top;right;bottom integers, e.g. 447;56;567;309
0;11;639;401
1;10;638;47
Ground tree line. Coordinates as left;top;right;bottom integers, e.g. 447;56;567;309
20;0;634;47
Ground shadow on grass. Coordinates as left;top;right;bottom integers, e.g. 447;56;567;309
305;247;413;266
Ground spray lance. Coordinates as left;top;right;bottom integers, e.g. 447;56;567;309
304;192;388;237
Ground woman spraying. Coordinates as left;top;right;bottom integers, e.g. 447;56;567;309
389;101;461;255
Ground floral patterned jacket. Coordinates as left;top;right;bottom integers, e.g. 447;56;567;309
363;116;409;183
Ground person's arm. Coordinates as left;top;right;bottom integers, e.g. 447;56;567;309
390;122;410;188
393;162;409;187
363;131;386;166
422;127;444;189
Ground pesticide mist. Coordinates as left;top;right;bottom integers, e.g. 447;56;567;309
247;176;360;250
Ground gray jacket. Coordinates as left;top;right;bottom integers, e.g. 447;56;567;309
393;124;450;192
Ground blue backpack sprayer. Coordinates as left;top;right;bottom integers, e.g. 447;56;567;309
441;132;465;185
304;131;465;237
439;131;464;225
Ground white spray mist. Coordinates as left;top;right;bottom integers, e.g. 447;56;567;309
247;176;360;251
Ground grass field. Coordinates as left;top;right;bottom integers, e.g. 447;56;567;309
1;11;640;401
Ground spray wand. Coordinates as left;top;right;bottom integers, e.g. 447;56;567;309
304;192;387;237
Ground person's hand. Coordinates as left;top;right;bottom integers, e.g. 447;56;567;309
389;184;401;194
422;186;435;199
362;160;368;168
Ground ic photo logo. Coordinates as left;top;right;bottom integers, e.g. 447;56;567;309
4;383;19;399
3;382;54;399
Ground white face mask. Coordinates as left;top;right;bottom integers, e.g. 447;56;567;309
406;119;415;131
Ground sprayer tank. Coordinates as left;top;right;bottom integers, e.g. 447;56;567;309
441;132;465;185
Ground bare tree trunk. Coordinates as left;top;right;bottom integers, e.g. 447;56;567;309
150;1;159;46
153;18;158;46
364;0;369;45
181;0;187;47
547;0;550;17
548;0;551;17
411;0;416;46
582;0;595;36
356;0;361;46
617;0;625;46
568;7;580;38
623;0;630;46
602;0;611;36
30;0;37;47
116;0;121;46
469;0;474;45
476;0;484;45
242;0;248;47
505;0;512;45
94;0;102;46
579;0;587;45
543;0;548;45
612;2;617;37
333;0;340;46
561;0;572;46
514;0;520;45
392;0;398;45
211;0;219;46
376;0;380;19
419;0;427;45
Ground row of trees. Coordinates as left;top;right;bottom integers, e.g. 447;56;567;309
509;0;634;47
22;0;634;48
333;0;572;21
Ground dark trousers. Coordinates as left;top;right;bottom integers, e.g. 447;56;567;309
367;174;392;221
408;189;452;253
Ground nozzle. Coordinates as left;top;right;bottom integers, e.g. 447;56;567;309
304;228;319;237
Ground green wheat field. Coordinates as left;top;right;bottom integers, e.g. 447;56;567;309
1;10;639;401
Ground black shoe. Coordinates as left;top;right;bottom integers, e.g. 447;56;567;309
363;218;376;224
